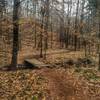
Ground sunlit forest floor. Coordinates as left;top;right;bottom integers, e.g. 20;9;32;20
0;49;100;100
18;48;86;64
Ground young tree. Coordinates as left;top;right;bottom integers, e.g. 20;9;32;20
74;0;80;51
44;0;50;58
65;0;72;48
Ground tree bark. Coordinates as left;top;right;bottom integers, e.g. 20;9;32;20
11;0;20;69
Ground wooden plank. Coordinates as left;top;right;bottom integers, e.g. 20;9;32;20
24;59;51;68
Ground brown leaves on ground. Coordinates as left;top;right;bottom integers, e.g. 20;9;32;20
0;70;47;100
0;67;100;100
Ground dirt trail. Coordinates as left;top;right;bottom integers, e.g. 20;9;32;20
38;68;88;100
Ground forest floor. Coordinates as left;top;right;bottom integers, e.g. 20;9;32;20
0;49;100;100
0;67;100;100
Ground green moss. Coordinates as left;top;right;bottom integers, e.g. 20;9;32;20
83;70;100;81
32;95;38;100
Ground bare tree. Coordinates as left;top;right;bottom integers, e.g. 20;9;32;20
11;0;20;69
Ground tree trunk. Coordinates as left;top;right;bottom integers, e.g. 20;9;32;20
11;0;20;69
74;0;79;51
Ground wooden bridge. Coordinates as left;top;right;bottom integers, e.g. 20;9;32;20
24;58;51;68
